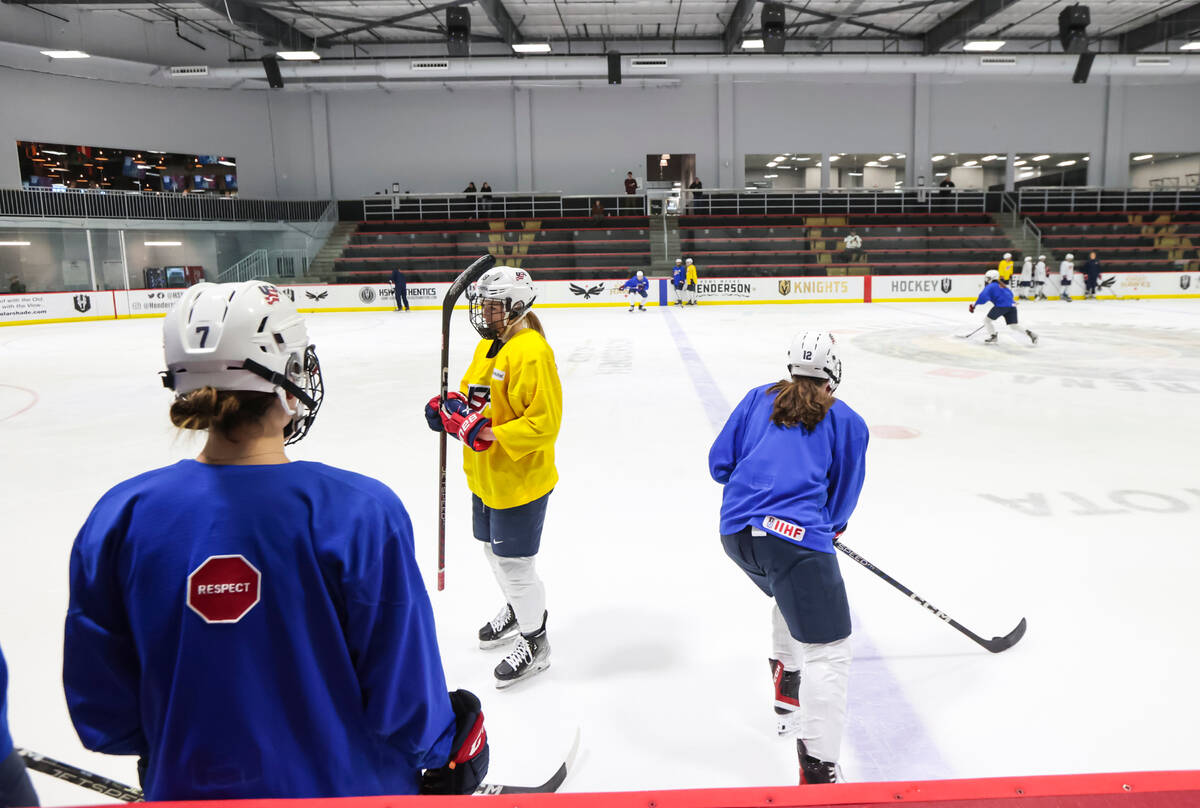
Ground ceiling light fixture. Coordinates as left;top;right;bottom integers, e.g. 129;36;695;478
1180;41;1200;51
1132;154;1154;161
963;41;1006;52
144;240;183;246
1056;160;1077;167
40;50;90;59
0;241;32;246
511;42;552;54
932;155;946;161
741;39;765;49
277;51;320;60
1032;154;1050;161
963;160;979;167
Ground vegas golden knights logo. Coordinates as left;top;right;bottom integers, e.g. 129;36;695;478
488;221;541;268
778;280;791;296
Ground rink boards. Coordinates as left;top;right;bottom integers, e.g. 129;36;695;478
2;270;1198;326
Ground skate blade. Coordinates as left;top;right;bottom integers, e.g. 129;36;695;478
478;633;519;650
495;659;551;689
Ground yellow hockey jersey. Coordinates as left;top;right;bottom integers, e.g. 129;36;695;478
998;259;1014;281
459;327;562;510
685;264;698;284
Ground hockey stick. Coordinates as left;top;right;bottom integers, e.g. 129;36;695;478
19;730;580;800
834;540;1027;653
957;324;985;339
439;253;496;592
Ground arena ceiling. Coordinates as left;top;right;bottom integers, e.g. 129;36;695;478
2;0;1198;61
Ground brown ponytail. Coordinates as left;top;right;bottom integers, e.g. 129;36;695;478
169;387;277;441
506;310;545;339
768;376;835;431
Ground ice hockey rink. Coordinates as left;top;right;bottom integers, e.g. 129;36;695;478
2;296;1199;805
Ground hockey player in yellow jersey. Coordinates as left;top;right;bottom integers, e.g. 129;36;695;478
684;257;699;305
425;266;562;688
998;252;1014;283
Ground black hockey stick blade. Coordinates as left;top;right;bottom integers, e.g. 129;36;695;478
979;616;1027;653
18;748;144;802
443;253;496;317
476;727;581;795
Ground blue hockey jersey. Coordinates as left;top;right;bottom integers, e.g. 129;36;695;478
975;282;1014;308
709;387;869;553
1;644;13;762
672;265;686;287
621;274;649;293
64;460;455;801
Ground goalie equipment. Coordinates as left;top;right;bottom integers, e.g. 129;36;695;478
469;266;537;340
787;331;842;393
161;281;323;445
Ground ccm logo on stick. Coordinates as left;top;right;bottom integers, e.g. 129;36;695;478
763;516;805;541
187;554;261;624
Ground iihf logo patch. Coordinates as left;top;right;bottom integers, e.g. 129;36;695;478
72;294;92;313
762;516;805;542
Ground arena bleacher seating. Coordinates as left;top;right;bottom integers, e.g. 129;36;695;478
1024;211;1200;272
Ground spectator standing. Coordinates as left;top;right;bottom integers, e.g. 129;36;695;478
688;177;705;214
391;267;409;312
1;643;39;808
479;182;494;217
462;182;478;219
1083;251;1101;299
623;172;638;215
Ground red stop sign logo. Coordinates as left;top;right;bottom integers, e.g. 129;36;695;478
187;555;261;624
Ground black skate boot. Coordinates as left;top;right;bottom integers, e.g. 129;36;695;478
770;658;801;736
797;740;839;784
494;612;550;688
478;603;518;649
983;333;998;344
1027;330;1038;345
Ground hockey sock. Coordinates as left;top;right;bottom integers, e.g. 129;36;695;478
798;637;851;763
485;545;547;634
771;603;804;669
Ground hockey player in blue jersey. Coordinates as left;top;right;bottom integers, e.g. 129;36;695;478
709;332;868;785
970;268;1038;345
621;270;649;311
63;281;488;802
671;259;686;305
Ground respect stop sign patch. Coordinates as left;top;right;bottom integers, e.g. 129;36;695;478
187;554;261;624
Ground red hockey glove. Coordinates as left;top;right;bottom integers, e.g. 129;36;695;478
441;402;492;451
420;689;489;795
426;392;468;433
968;303;976;313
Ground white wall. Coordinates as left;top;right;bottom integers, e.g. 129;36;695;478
4;69;1200;198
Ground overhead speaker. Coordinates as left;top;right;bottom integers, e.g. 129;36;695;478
1058;4;1090;54
447;7;470;57
261;56;284;89
1072;52;1095;84
762;3;786;54
607;51;621;85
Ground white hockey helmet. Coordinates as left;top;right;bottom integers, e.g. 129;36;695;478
636;270;644;278
469;265;537;339
162;281;323;444
674;258;683;265
984;269;1000;282
1003;252;1012;260
685;257;694;265
787;331;842;393
1066;253;1074;260
1038;255;1045;261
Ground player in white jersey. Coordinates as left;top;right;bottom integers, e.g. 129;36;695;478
1033;255;1048;300
1017;256;1033;299
1058;253;1075;302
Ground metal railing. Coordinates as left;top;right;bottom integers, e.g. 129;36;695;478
1017;187;1200;213
219;249;269;283
218;248;310;283
359;192;649;221
1022;217;1043;256
0;187;333;222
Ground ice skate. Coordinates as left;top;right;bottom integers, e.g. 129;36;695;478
638;304;646;311
1027;330;1038;345
983;333;998;344
797;739;840;784
628;304;634;312
770;658;802;736
494;613;550;688
478;603;518;649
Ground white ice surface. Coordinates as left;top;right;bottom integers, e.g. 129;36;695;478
2;298;1199;804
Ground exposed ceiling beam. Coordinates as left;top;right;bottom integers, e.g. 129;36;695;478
922;0;1024;54
188;0;314;48
1118;2;1200;51
773;0;909;38
476;0;521;44
722;0;758;53
316;0;473;44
